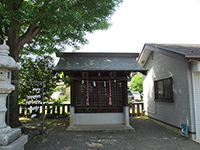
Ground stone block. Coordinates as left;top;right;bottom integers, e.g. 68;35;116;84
0;128;21;146
0;135;28;150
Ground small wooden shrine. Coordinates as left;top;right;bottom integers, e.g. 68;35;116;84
53;53;146;127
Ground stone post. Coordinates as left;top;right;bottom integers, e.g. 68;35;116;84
0;41;28;150
123;106;130;126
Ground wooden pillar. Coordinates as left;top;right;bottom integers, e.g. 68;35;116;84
122;76;128;106
70;73;75;107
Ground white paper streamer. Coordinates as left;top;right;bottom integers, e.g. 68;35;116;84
28;106;39;111
27;95;41;99
31;114;37;118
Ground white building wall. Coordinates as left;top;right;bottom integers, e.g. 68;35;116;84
74;113;124;125
70;106;130;125
143;51;192;131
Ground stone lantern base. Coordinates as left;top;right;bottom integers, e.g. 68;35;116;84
0;135;28;150
0;126;28;150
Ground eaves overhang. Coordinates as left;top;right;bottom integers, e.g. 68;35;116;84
138;43;200;67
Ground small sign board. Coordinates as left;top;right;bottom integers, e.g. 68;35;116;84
181;121;188;137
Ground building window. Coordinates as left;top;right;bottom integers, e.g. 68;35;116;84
154;77;173;102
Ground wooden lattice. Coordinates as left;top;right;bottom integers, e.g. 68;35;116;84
74;80;123;107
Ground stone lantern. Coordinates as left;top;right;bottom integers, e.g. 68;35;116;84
0;41;28;150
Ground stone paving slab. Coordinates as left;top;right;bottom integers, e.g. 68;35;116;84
66;124;135;132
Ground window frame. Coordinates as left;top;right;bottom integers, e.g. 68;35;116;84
154;77;173;102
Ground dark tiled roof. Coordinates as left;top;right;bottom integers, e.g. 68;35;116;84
147;43;200;57
53;53;146;73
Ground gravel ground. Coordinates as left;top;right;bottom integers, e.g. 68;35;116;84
25;117;200;150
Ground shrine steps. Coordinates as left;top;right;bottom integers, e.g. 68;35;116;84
66;124;135;132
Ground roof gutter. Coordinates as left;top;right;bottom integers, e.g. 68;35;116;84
185;55;200;59
56;52;139;58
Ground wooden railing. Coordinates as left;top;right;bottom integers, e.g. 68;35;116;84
18;102;144;117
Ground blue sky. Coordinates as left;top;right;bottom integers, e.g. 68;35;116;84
62;0;200;54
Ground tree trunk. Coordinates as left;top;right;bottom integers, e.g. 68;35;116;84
8;22;23;127
9;70;22;127
7;17;41;127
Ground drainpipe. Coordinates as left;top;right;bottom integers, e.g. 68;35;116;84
191;72;199;140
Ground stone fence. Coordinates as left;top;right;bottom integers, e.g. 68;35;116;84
18;102;144;117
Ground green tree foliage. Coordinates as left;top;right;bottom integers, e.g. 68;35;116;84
0;0;123;58
18;55;60;102
0;0;123;126
60;72;70;87
54;86;62;92
129;74;143;93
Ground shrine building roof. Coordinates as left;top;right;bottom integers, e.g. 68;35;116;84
53;53;147;74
